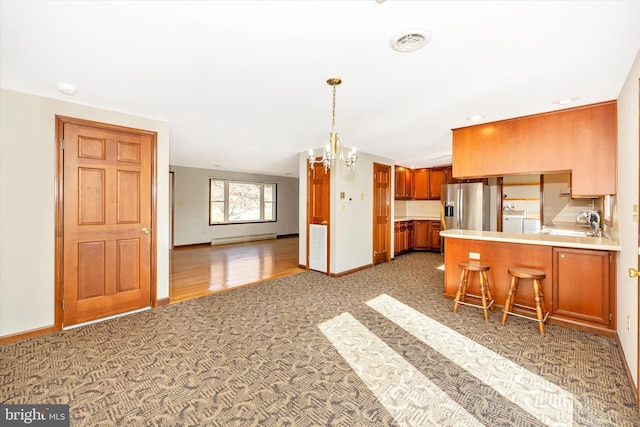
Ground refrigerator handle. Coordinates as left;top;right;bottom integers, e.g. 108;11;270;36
457;188;463;229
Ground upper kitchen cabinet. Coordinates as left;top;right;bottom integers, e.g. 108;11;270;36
413;167;449;200
428;168;448;199
452;101;617;197
413;169;429;199
395;166;413;200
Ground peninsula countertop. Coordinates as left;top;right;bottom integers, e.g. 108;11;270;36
440;229;620;251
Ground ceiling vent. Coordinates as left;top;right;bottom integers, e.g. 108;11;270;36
390;28;432;52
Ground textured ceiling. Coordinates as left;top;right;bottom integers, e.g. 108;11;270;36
1;1;639;177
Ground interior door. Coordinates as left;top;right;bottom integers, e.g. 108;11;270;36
307;162;330;272
373;163;391;264
59;118;154;326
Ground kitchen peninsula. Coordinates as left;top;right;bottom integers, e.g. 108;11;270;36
441;229;620;336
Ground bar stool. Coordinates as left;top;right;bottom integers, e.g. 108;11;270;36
501;267;549;335
453;261;495;321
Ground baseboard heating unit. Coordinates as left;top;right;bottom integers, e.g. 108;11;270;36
211;233;277;246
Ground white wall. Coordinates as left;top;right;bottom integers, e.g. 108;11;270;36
0;89;170;337
298;150;395;274
616;50;640;386
170;165;299;246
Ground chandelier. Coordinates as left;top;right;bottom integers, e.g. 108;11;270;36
308;78;358;172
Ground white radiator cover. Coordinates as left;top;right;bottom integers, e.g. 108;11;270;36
211;233;277;246
309;224;327;273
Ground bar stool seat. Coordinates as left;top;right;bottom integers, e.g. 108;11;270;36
453;261;495;321
501;267;549;335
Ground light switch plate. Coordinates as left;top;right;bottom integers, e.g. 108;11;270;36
469;252;480;260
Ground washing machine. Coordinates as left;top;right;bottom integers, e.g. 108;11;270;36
503;210;526;233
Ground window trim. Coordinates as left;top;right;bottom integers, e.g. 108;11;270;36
209;178;277;225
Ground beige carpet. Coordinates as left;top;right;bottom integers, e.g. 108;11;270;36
1;252;638;426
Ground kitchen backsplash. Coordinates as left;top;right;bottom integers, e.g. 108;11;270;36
395;200;440;217
551;198;596;225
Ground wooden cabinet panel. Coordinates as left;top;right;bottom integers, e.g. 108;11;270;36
413;221;429;249
394;221;414;255
406;221;414;251
452;101;616;196
428;168;447;200
552;248;612;326
428;221;441;251
394;222;401;255
395;167;413;200
410;166;453;200
413;220;441;251
412;169;429;200
570;104;617;196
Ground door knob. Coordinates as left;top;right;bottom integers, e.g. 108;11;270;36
629;268;640;278
321;221;328;225
141;227;150;234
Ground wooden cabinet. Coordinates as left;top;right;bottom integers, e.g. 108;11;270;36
552;248;614;327
413;169;429;199
452;101;616;196
394;221;414;255
395;166;413;200
394;222;402;254
413;221;429;249
428;168;447;200
406;222;414;252
428;221;441;251
413;220;441;251
412;167;449;200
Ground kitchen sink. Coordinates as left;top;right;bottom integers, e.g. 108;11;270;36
540;228;596;237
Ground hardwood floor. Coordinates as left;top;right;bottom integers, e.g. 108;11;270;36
169;236;305;303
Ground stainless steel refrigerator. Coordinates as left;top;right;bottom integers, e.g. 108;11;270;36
441;182;491;231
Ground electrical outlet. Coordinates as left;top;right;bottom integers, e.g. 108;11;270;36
469;252;480;260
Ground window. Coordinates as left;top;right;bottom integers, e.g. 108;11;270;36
209;179;277;225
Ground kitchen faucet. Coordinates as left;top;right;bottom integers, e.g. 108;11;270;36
576;210;601;237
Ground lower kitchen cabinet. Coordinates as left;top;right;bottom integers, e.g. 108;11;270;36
428;221;441;251
413;221;429;249
552;247;614;327
407;220;441;252
406;222;414;251
394;221;414;255
394;222;402;254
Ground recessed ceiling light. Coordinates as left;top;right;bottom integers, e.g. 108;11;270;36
56;82;76;95
467;115;485;122
390;28;432;52
554;97;578;105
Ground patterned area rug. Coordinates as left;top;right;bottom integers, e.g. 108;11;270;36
1;252;638;426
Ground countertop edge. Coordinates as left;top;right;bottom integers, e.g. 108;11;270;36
440;229;621;251
394;216;440;222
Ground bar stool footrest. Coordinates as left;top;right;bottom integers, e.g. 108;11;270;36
456;297;495;310
502;306;549;323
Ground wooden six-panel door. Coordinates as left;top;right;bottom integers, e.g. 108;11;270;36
59;118;154;326
373;163;391;265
